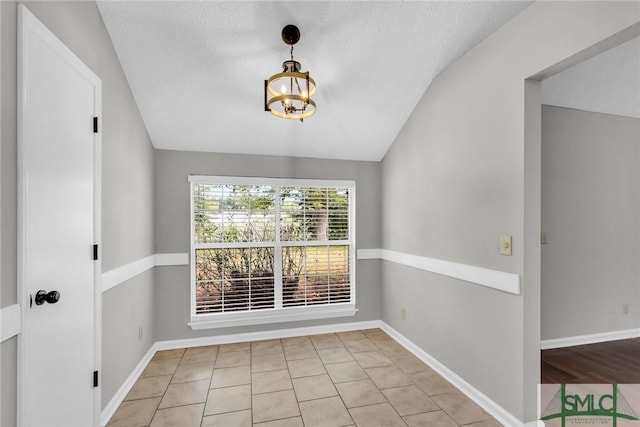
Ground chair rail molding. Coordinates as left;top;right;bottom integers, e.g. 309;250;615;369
101;253;189;292
357;248;520;295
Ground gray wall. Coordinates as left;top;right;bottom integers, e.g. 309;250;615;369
154;150;381;341
1;1;638;425
541;105;640;340
380;2;639;422
0;1;155;422
102;271;156;407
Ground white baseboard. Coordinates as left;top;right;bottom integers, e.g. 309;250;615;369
100;344;158;426
157;320;382;350
540;328;640;350
101;319;527;427
380;322;524;427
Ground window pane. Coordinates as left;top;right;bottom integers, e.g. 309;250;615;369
195;247;274;313
280;187;306;241
195;248;223;282
196;281;223;314
193;184;223;243
327;188;349;240
193;184;275;243
280;187;349;241
329;274;350;304
192;179;354;320
282;246;305;306
282;245;350;307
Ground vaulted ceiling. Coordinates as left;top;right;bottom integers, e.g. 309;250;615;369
97;1;533;161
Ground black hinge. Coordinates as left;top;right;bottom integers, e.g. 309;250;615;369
93;244;99;261
93;371;99;387
93;117;98;133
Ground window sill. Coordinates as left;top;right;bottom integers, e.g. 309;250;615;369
188;304;358;330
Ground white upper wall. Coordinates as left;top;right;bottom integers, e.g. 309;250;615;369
542;36;640;118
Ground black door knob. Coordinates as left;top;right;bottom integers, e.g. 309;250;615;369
35;290;61;305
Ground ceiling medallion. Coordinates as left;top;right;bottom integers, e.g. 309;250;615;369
264;25;316;122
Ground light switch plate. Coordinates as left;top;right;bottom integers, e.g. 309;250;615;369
541;232;548;245
500;235;512;256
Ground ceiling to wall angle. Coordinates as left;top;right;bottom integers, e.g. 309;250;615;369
97;1;532;161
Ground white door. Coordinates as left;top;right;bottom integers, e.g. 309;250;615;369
18;6;102;426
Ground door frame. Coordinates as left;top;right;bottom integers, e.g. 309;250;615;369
523;26;640;422
16;5;102;425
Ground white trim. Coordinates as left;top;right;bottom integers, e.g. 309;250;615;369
188;174;355;189
159;320;381;350
101;255;155;292
188;304;358;330
93;45;104;427
101;253;189;292
379;321;525;427
190;184;197;326
274;188;283;309
196;240;352;249
189;178;356;321
357;248;521;295
356;248;383;259
155;252;189;266
100;344;157;427
1;304;21;342
540;328;640;350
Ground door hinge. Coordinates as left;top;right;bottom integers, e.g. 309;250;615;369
93;244;99;261
93;371;99;387
93;117;98;133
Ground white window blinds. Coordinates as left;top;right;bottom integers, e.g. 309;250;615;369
190;177;355;320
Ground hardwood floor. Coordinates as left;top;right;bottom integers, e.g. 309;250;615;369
541;338;640;383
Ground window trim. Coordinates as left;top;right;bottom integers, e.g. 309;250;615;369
188;175;357;329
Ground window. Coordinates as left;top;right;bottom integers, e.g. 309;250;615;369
189;176;356;329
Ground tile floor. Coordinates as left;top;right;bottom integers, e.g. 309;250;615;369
107;329;503;427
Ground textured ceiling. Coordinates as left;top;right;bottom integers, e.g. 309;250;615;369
542;36;640;119
97;1;532;161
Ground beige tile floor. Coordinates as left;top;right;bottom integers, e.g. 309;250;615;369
107;329;503;427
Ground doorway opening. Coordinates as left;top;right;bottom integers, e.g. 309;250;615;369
539;36;640;384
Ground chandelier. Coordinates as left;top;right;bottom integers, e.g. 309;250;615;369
264;25;316;122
